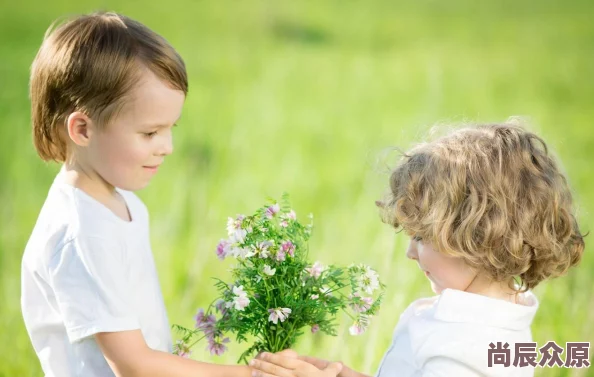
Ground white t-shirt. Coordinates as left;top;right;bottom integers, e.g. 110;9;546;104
21;177;172;377
375;288;539;377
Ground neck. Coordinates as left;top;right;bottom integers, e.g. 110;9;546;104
59;160;116;201
464;273;519;304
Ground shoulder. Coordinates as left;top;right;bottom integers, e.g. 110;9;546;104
23;183;80;267
407;290;537;375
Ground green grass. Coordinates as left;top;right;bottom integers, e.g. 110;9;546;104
1;1;593;376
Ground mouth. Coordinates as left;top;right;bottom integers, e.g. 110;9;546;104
143;165;160;172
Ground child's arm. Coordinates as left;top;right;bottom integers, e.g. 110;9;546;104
249;352;344;377
95;330;252;377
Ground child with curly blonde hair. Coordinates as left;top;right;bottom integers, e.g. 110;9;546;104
249;122;586;377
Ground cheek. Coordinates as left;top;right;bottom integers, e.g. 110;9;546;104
92;134;150;184
422;252;475;290
102;135;149;166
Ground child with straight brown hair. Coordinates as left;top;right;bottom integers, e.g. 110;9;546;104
21;11;255;377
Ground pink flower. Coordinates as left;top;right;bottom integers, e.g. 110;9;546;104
280;220;289;228
195;312;217;337
194;308;205;327
281;241;295;258
207;336;230;356
268;307;292;325
287;210;297;220
276;250;286;262
194;309;216;334
311;324;320;334
174;340;192;358
265;204;280;219
216;239;232;260
214;299;229;318
305;261;325;279
310;294;319;300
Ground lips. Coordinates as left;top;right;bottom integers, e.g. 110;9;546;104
143;165;160;173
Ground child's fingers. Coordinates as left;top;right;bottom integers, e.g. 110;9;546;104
250;367;287;377
257;352;302;369
249;359;294;377
298;355;329;369
323;361;343;376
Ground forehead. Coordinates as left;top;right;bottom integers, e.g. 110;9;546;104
114;69;185;127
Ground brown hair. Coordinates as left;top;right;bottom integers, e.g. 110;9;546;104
30;11;188;162
379;122;585;292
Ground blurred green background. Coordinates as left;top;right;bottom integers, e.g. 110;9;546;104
1;0;593;376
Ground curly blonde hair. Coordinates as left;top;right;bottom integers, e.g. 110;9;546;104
379;122;585;292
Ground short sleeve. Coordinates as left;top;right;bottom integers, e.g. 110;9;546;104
49;236;140;343
422;357;482;377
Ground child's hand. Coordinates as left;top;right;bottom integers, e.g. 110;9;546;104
298;355;366;377
250;352;343;377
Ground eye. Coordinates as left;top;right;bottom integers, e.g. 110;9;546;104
412;236;423;242
143;131;158;138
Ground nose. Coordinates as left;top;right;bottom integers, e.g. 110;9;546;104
406;240;418;260
158;130;174;156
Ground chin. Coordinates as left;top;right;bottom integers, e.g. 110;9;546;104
430;281;444;294
117;180;150;192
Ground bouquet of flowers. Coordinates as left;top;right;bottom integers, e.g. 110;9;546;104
173;194;384;363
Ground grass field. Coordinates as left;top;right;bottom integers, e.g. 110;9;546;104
1;1;593;376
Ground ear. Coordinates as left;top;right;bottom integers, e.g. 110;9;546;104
66;112;94;147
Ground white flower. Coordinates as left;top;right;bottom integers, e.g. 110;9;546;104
227;215;245;233
268;307;292;324
253;240;274;259
227;215;248;243
349;292;373;313
357;266;380;294
263;265;276;276
231;228;247;244
226;217;237;235
349;314;371;335
320;285;332;296
279;210;297;227
231;285;250;311
231;246;255;259
310;294;319;300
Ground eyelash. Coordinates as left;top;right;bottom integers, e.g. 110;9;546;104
413;236;423;242
143;124;178;138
